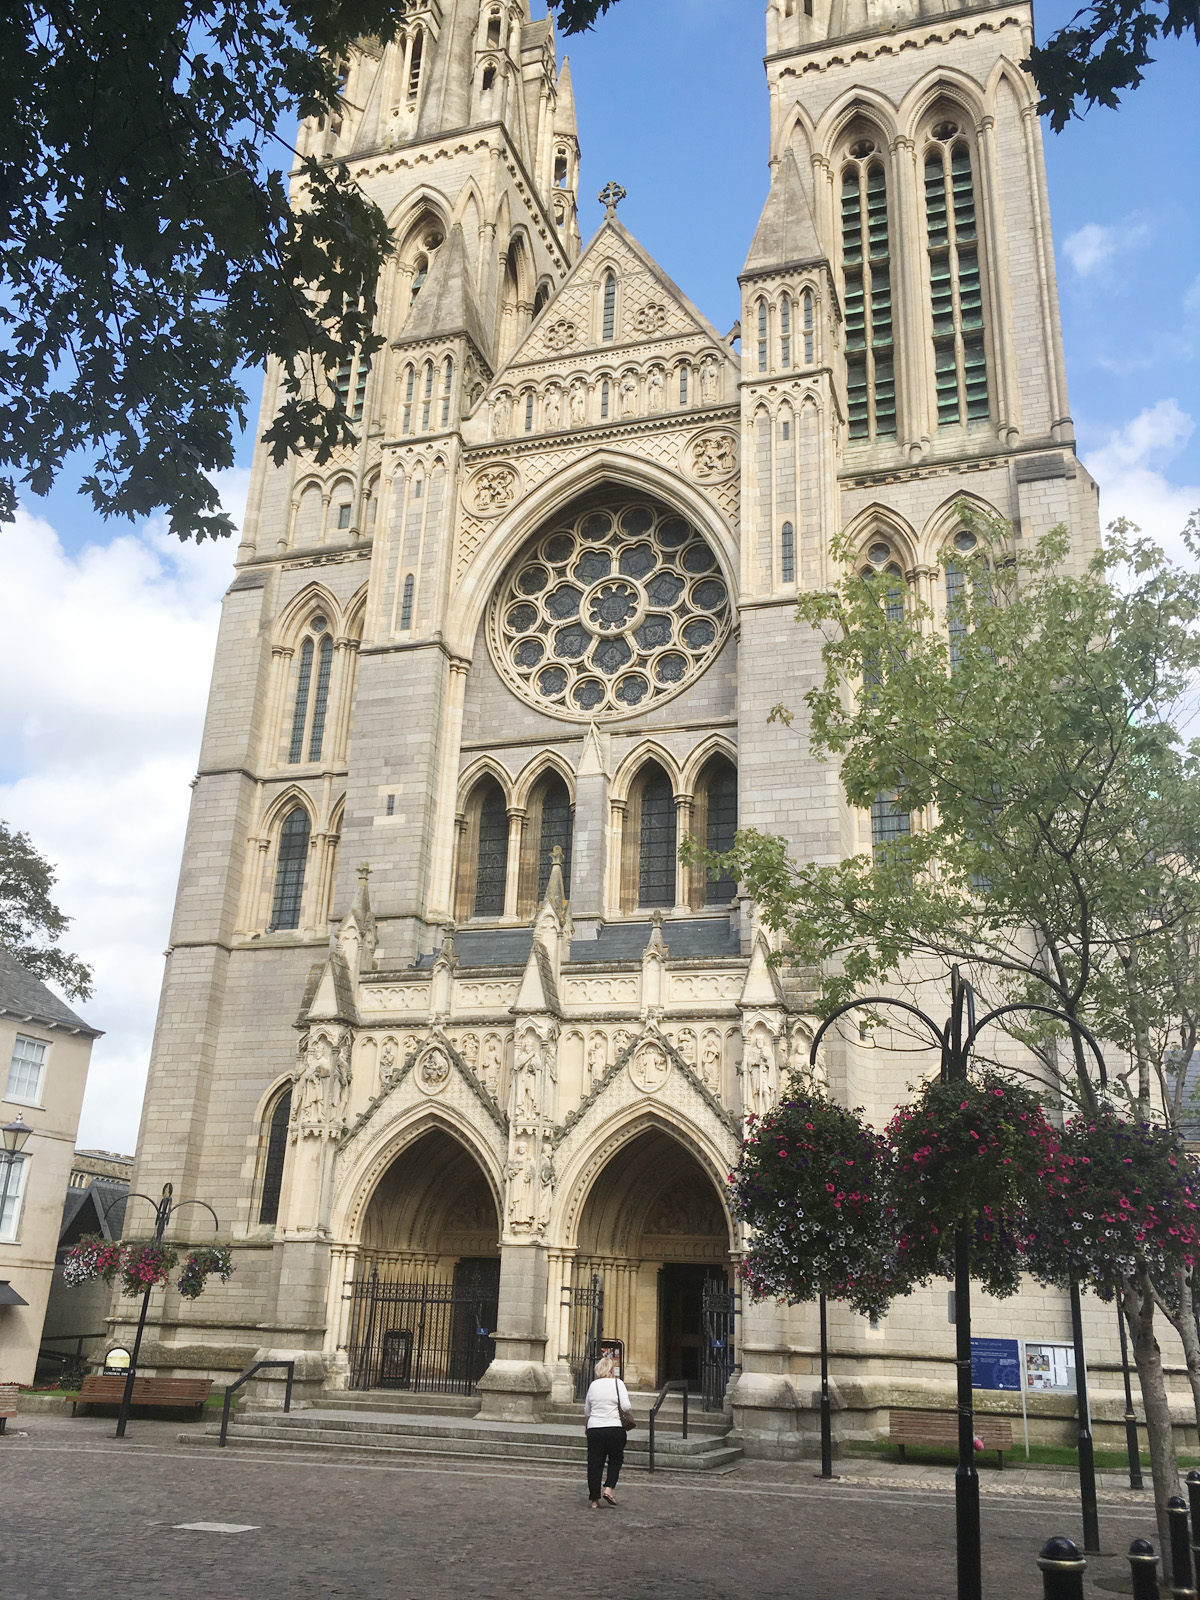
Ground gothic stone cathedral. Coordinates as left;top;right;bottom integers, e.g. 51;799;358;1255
128;0;1110;1454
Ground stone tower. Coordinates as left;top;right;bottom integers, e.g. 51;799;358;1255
126;0;1110;1453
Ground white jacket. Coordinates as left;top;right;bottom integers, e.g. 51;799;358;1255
584;1376;632;1429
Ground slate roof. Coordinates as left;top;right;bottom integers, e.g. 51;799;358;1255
410;919;741;970
0;947;100;1037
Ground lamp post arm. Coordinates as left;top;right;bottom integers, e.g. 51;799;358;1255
168;1199;221;1232
809;996;946;1068
962;1002;1108;1091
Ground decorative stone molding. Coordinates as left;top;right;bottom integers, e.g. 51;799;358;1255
685;429;738;482
470;463;519;514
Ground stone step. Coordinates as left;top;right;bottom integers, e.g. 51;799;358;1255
184;1420;742;1473
244;1409;726;1451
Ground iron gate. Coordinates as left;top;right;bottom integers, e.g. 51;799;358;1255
700;1280;737;1411
346;1266;498;1393
567;1273;605;1400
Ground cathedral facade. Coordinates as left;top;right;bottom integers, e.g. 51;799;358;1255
127;0;1112;1453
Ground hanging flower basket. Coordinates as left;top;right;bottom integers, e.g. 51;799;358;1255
1026;1107;1200;1294
177;1245;234;1300
62;1234;123;1288
118;1240;178;1297
887;1072;1059;1299
731;1091;899;1320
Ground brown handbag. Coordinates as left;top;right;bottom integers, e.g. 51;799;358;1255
616;1376;636;1431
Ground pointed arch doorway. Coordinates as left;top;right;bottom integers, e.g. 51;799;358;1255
571;1128;734;1393
347;1128;501;1392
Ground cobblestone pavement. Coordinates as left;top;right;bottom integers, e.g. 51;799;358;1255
1;1418;1159;1599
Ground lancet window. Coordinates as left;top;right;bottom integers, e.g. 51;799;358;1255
257;1087;292;1225
288;617;334;763
456;777;510;921
780;521;795;584
516;771;574;917
841;138;896;442
945;528;979;670
780;295;791;368
270;807;311;931
621;760;676;911
924;121;988;427
691;754;738;908
602;273;616;341
802;288;815;365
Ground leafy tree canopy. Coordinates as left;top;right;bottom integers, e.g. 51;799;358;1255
4;1;401;542
0;820;93;1000
698;517;1200;1109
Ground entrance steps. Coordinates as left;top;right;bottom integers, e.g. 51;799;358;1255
183;1389;741;1472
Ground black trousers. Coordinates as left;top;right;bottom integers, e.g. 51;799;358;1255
586;1425;626;1499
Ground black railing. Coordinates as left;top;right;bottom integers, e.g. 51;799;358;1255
219;1359;294;1447
567;1274;605;1401
700;1280;737;1412
346;1270;497;1394
647;1379;689;1473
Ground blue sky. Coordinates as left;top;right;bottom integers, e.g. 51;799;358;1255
5;1;1197;1152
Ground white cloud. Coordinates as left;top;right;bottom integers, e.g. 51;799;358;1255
1063;216;1151;279
1082;399;1200;558
0;482;242;1153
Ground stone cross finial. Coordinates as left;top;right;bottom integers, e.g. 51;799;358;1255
551;845;563;865
598;181;626;216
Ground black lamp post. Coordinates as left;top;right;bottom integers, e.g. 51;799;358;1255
113;1183;219;1439
0;1116;34;1235
809;968;1108;1600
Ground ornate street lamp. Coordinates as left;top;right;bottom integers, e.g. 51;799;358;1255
810;968;1107;1600
0;1116;33;1236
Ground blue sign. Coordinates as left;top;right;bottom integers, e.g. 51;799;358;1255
971;1337;1021;1392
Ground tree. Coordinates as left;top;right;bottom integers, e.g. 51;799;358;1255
4;2;399;542
545;0;1196;127
701;512;1200;1545
0;821;93;1000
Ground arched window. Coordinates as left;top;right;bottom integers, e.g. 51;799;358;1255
482;64;496;92
399;573;415;630
288;616;333;763
410;255;428;303
757;298;768;372
258;1087;292;1225
487;9;502;46
421;361;434;430
533;282;549;318
334;352;370;420
457;778;509;919
524;390;535;432
691;755;737;908
802;288;815;365
945;528;978;670
860;539;908;624
308;635;334;760
270;807;311;930
678;363;688;406
780;521;795;584
407;29;423;100
925;123;988;428
600;378;610;419
602;272;616;342
288;637;314;763
779;295;791;368
871;791;910;858
627;762;676;910
402;365;415;433
517;772;574;917
841;140;896;441
554;149;568;188
441;356;454;427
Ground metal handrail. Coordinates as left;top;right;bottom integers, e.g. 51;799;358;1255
646;1379;689;1473
219;1359;294;1447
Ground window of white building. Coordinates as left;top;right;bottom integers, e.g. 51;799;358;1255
0;1153;28;1239
6;1034;46;1105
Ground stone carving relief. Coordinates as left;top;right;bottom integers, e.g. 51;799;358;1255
629;1037;671;1095
480;1032;504;1098
459;1032;479;1073
444;1180;496;1234
491;393;511;439
743;1028;779;1120
700;1029;723;1092
292;1026;352;1137
456;980;517;1009
545;318;577;351
634;302;667;334
618;370;638;417
645;1173;726;1237
700;355;720;404
669;1027;697;1073
646;366;665;413
505;1140;538;1231
563;975;639;1007
687;430;738;482
471;465;518;513
416;1043;452;1094
544;386;563;430
569;379;587;426
585;1032;608;1090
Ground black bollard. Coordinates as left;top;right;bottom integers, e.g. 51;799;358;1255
1188;1472;1200;1578
1168;1496;1197;1599
1038;1536;1087;1600
1128;1538;1160;1600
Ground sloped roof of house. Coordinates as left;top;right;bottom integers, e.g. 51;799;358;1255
0;947;100;1038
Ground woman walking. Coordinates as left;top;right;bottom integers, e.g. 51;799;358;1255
583;1353;632;1508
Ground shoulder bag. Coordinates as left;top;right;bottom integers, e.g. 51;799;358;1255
616;1376;636;1431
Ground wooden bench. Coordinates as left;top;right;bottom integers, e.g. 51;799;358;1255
72;1375;212;1417
0;1381;18;1433
889;1409;1013;1470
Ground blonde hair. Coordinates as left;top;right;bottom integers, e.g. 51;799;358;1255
594;1354;615;1379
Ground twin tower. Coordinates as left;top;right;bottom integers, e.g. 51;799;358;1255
129;0;1102;1449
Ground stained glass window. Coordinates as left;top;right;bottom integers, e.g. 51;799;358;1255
258;1088;292;1225
638;766;676;908
474;784;509;917
270;808;311;930
288;638;313;763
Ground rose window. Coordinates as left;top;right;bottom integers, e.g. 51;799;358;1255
488;498;733;720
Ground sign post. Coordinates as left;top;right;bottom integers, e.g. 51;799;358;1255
970;1336;1023;1458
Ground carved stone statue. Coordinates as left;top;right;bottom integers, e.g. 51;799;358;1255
544;387;562;430
480;1034;503;1097
701;1032;722;1090
700;356;719;404
460;1033;479;1072
568;379;587;426
505;1141;537;1230
492;393;511;438
379;1038;397;1087
586;1033;608;1090
619;371;638;417
646;366;664;413
295;1036;326;1124
747;1036;775;1117
514;1036;541;1120
537;1150;556;1227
